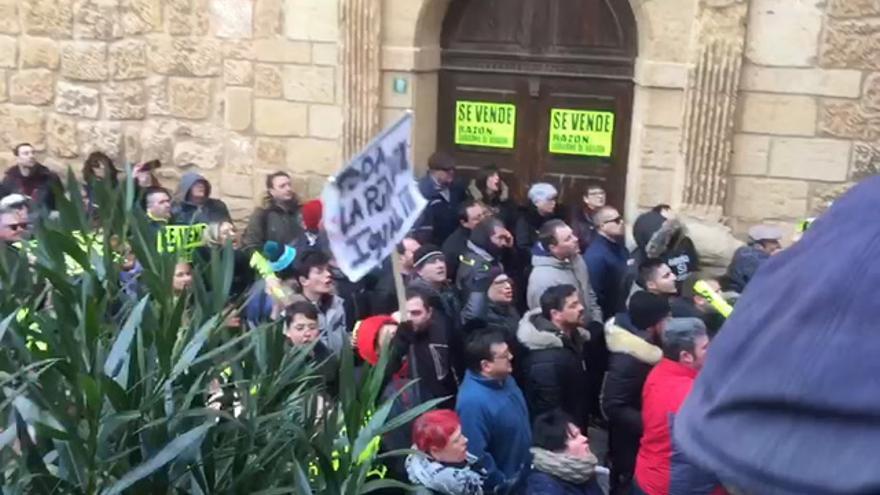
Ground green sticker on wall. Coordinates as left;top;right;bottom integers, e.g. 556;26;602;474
455;100;516;149
548;109;615;157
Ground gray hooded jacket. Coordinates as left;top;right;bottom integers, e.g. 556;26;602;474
172;172;231;225
527;253;602;324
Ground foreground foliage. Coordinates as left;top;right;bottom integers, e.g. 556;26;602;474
0;173;432;494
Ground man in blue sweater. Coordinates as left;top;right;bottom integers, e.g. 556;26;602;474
456;330;532;494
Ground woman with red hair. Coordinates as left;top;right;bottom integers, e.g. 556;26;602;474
406;409;486;495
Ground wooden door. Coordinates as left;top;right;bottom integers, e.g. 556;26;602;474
437;0;637;209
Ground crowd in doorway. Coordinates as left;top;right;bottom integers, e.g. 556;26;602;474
1;142;808;495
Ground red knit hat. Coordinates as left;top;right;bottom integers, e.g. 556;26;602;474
353;315;395;365
301;199;322;232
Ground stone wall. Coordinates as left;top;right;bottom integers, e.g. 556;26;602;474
727;0;880;239
0;0;343;221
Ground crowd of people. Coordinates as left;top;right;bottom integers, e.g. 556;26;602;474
0;142;798;495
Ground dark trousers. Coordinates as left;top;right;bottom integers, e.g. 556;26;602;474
630;481;649;495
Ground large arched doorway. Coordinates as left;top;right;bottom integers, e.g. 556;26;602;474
436;0;637;207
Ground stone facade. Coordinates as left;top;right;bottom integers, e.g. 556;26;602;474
0;0;341;221
0;0;876;245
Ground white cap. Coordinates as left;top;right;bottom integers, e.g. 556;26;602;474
748;224;783;242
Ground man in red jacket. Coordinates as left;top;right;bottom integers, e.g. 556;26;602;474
633;318;726;495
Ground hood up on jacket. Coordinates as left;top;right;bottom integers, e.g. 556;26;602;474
632;211;686;259
176;171;211;204
604;316;662;365
674;176;880;495
517;308;589;351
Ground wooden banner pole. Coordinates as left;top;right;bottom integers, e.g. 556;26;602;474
390;251;408;316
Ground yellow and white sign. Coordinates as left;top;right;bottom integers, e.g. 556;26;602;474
549;109;615;157
455;101;516;149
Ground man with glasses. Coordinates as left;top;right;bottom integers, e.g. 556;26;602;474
585;206;630;320
0;206;30;244
456;330;531;494
572;183;607;253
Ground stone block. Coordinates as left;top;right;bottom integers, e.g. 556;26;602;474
740;65;863;99
255;137;286;166
0;106;46;150
174;140;221;169
745;0;823;67
21;37;60;69
102;81;146;120
109;39;148;80
46;113;78;158
254;0;282;37
221;172;254;198
254;99;307;136
253;39;311;63
119;0;161;35
634;60;689;89
222;40;254;60
225;87;252;131
286;137;339;174
864;73;880;112
224;135;255;174
643;88;684;128
168;78;212;119
61;42;108;81
739;93;817;136
639;127;681;170
0;0;20;34
768;138;851;182
167;0;209;36
308;104;340;139
809;182;855;215
55;81;99;118
851;142;880;180
225;197;254;222
820;19;880;70
727;177;808;220
77;121;122;157
827;0;880;17
730;134;770;176
312;43;338;66
0;36;16;68
123;124;142;163
10;70;55;105
0;71;6;102
146;76;169;116
147;37;221;76
211;0;253;39
139;119;178;165
637;168;673;208
819;99;880;142
224;60;253;86
74;0;117;40
282;65;335;103
23;0;74;37
382;72;412;109
254;64;283;97
284;0;338;42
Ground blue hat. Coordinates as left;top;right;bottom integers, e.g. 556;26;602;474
263;241;297;273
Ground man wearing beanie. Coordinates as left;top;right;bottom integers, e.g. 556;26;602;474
601;291;668;495
415;151;467;246
408;244;461;333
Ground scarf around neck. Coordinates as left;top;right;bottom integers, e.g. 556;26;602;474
406;452;484;495
530;447;598;485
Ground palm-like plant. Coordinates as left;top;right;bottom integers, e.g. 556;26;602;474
0;171;435;494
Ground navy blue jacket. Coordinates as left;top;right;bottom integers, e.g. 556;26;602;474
456;370;531;494
584;234;629;320
674;176;880;495
526;471;604;495
416;175;466;246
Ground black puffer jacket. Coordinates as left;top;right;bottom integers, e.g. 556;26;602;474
516;309;591;431
241;197;303;254
600;313;662;490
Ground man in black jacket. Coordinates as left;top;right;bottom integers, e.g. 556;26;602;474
415;151;467;246
408;244;461;334
2;143;62;215
241;171;303;255
441;199;488;281
516;284;591;432
456;217;512;306
601;292;669;495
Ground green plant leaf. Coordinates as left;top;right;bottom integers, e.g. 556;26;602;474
101;422;213;495
104;296;149;387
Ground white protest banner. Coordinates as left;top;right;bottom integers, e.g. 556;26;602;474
322;112;427;282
